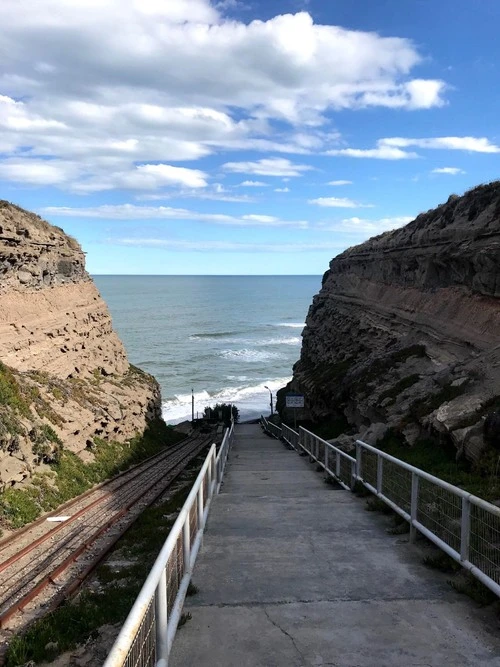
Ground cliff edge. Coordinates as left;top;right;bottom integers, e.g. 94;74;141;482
282;181;500;461
0;201;161;489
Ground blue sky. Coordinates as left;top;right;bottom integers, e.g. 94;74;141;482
1;0;499;275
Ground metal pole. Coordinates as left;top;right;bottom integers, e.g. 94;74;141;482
294;407;297;431
191;388;194;422
410;472;419;544
155;568;168;663
264;386;273;416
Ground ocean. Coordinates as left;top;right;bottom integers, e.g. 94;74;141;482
93;276;321;423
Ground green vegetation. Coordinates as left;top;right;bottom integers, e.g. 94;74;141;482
301;414;349;441
376;430;500;502
0;419;183;529
203;403;239;425
5;454;205;666
0;361;31;417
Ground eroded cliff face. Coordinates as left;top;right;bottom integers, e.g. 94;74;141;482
284;181;500;461
0;201;161;489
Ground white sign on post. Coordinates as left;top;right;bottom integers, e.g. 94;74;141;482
286;393;304;409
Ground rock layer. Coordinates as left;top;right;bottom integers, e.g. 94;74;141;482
283;181;500;460
0;201;161;489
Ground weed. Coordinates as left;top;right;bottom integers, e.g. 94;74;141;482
352;480;372;497
386;517;410;535
187;582;199;596
449;572;498;606
423;552;461;574
178;612;192;627
365;497;393;514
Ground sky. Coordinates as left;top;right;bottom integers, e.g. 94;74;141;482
1;0;499;275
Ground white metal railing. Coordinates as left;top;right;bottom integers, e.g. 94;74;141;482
263;420;500;599
260;415;282;439
104;422;235;667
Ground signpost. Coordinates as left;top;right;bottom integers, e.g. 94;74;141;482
285;392;304;430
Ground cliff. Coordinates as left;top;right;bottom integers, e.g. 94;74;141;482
283;181;500;461
0;201;161;489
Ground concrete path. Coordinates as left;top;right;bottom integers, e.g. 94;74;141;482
170;424;500;667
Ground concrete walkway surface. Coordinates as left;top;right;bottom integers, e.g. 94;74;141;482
170;424;500;667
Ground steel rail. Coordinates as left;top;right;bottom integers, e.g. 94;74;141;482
0;436;201;573
0;434;189;555
0;435;213;629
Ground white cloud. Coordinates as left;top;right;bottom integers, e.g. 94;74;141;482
109;238;341;253
326;135;500;160
327;145;418;160
0;159;79;185
384;136;500;153
328;180;353;186
223;157;313;177
308;197;373;208
0;4;448;192
431;167;465;175
41;204;309;228
318;216;413;233
239;180;269;187
274;187;290;192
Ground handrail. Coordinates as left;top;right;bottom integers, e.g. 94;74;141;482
104;421;235;667
260;420;500;599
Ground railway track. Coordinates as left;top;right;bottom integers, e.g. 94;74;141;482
0;431;214;635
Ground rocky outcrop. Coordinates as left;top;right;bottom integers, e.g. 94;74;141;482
282;181;500;461
0;201;161;489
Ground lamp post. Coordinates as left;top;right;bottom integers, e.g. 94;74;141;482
264;385;273;416
191;388;194;422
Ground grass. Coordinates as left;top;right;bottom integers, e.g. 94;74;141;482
375;430;500;502
4;451;207;665
0;419;184;529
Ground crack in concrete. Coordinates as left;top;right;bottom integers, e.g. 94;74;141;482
188;594;447;609
263;608;306;665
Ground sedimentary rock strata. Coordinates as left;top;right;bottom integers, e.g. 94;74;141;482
282;181;500;461
0;201;161;489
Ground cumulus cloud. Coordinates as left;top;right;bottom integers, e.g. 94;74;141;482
239;180;269;187
328;180;353;186
0;3;447;192
223;157;313;177
308;197;373;208
274;187;290;192
431;167;465;175
41;204;309;228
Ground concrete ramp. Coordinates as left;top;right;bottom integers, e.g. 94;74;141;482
170;424;500;666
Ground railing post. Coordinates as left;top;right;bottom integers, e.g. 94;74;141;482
377;454;383;495
183;519;191;574
410;472;419;544
325;443;328;471
461;496;471;562
155;568;168;664
336;451;340;478
197;485;204;530
355;442;362;481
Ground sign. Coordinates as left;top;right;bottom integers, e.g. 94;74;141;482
286;393;304;409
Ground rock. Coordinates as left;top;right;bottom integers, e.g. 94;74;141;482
359;422;388;446
284;181;500;462
328;433;355;453
0;201;162;488
402;423;421;447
